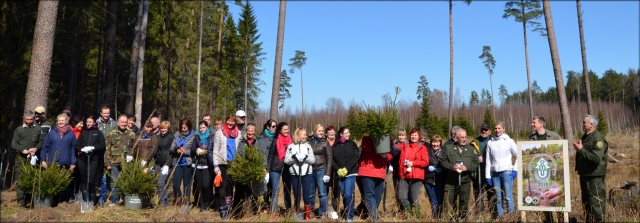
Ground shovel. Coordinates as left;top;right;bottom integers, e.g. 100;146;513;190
81;152;93;213
291;153;305;220
180;156;200;213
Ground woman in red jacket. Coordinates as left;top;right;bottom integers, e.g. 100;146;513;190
357;135;393;222
398;128;429;218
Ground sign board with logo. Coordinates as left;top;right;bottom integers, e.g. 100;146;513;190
517;140;571;212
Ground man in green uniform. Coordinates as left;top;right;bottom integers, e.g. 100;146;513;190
443;126;461;147
440;128;479;221
574;114;608;223
11;111;44;207
104;114;136;206
528;116;561;223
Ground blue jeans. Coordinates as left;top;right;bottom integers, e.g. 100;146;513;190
309;169;328;215
108;166;122;203
269;170;292;214
491;171;515;217
361;177;384;221
99;173;110;204
291;174;314;208
424;183;445;218
338;175;356;220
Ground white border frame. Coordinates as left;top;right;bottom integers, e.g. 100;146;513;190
517;140;571;212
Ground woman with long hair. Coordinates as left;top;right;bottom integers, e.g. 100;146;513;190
266;122;293;219
170;118;197;207
485;121;517;217
331;127;359;222
284;127;316;220
325;126;340;219
213;114;242;220
74;115;105;209
257;119;277;213
398;128;429;218
307;124;331;218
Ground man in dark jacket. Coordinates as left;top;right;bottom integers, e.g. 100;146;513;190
40;113;77;203
12;110;44;207
574;114;608;223
472;123;495;215
440;128;479;221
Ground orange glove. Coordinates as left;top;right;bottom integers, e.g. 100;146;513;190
214;174;223;187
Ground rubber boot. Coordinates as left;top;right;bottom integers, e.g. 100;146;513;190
304;204;311;220
412;205;421;220
81;191;90;213
404;204;413;219
220;196;232;221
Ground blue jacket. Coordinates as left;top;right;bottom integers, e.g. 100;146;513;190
41;126;77;166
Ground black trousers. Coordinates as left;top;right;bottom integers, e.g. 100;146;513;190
77;157;100;192
172;165;194;204
194;168;213;209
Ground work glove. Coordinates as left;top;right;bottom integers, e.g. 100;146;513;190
511;170;518;181
214;174;223;187
264;173;270;184
295;154;306;163
323;175;330;183
29;155;38;166
388;165;393;173
486;178;493;187
126;155;133;163
141;160;147;167
161;165;169;175
337;168;348;178
428;166;436;172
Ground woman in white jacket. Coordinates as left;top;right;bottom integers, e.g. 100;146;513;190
485;121;517;217
284;128;316;220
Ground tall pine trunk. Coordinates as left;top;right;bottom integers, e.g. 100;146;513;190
543;0;574;147
301;67;304;125
65;10;80;112
126;0;145;116
24;0;59;113
447;0;454;136
523;3;535;122
135;0;149;127
103;0;118;110
270;0;286;119
213;5;225;115
577;0;593;114
196;0;203;124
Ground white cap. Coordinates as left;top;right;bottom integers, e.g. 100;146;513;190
35;106;46;113
235;110;246;117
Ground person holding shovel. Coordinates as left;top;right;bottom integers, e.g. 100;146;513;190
128;122;158;168
74;116;106;210
284;127;316;220
170;118;197;209
439;128;478;221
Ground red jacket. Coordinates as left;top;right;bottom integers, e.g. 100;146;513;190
358;135;392;180
399;142;429;180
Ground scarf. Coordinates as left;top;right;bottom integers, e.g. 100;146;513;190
223;125;239;139
58;126;68;137
70;126;82;139
264;129;275;138
247;138;255;147
177;130;194;147
142;133;150;139
311;135;321;144
277;134;292;162
198;128;211;145
339;137;346;143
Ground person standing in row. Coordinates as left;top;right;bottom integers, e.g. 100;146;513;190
128;122;158;167
574;114;608;223
194;121;214;212
266;122;293;219
528;116;561;223
391;129;407;213
96;106;117;207
307;124;332;218
398;128;429;219
325;126;340;220
332;127;359;222
440;128;478;221
170;119;197;208
424;135;446;219
213;114;241;220
74;116;106;208
41;113;77;204
284;127;316;220
12;110;44;207
234;123;262;217
257;119;277;213
155;121;174;207
103;114;135;206
472;123;495;216
357;134;392;222
485;121;517;217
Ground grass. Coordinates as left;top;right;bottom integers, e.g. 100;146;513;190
1;131;638;222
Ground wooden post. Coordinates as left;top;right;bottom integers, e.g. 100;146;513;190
521;211;526;222
563;212;569;223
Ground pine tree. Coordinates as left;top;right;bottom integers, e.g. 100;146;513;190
596;110;608;136
237;0;265;117
482;108;495;127
278;70;292;115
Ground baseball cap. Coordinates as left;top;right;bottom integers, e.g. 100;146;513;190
35;106;46;113
235;110;246;117
480;123;490;130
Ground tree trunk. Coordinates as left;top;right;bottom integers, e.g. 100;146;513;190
24;0;59;113
126;0;144;116
301;67;304;126
543;0;574;148
523;4;535;122
103;0;117;109
135;0;149;127
270;0;287;120
577;0;593;115
196;0;203;124
96;3;105;113
65;10;80;112
447;0;454;136
214;6;225;114
490;75;495;118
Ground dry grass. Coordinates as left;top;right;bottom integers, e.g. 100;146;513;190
1;132;638;222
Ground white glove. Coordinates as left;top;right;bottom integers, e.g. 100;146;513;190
295;154;306;163
196;148;203;155
388;165;393;172
191;163;196;168
82;146;95;153
141;160;147;167
323;175;330;183
264;173;270;184
30;155;38;166
161;165;169;175
126;155;133;163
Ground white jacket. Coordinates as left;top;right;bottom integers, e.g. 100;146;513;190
485;133;518;179
284;142;316;176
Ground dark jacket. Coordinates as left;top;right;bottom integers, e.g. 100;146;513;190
155;131;174;166
129;133;159;162
575;130;608;177
331;139;360;176
266;134;293;172
308;135;332;175
424;145;447;185
12;124;44;158
391;141;406;178
193;134;214;167
439;143;479;185
256;132;273;168
74;127;106;162
41;126;77;166
528;130;562;141
237;136;257;159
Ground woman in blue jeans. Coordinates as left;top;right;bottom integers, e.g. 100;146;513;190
331;127;360;222
485;122;517;217
266;122;293;219
284;128;316;219
307;124;332;218
423;135;446;219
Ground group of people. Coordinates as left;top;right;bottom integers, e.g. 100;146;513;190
10;104;608;223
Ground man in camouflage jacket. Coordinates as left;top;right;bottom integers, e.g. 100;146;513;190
104;114;135;205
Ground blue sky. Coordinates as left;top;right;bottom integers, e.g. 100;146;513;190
227;1;639;111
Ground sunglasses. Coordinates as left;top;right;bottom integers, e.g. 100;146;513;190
238;116;246;119
269;125;277;128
